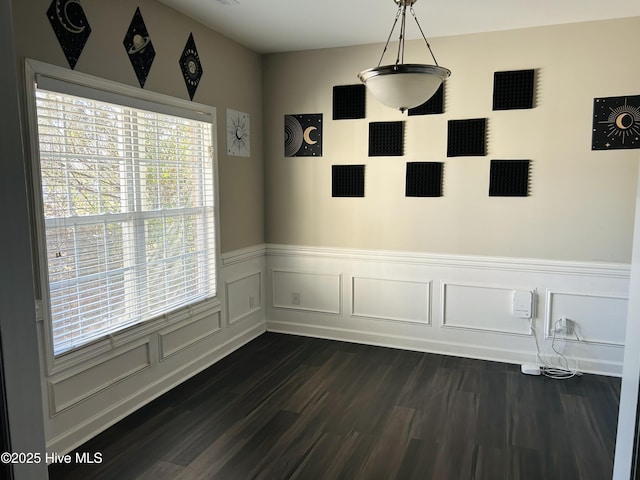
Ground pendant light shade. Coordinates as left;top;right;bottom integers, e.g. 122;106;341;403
359;0;451;112
358;64;450;112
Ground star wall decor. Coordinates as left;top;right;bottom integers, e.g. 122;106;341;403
179;33;203;100
46;0;91;69
123;8;155;88
284;114;322;157
592;95;640;150
227;109;250;157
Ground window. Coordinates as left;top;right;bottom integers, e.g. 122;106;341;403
31;70;217;356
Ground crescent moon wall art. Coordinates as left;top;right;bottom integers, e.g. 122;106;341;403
123;7;155;88
284;114;322;157
592;95;640;150
46;0;91;69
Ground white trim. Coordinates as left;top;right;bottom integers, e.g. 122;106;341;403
265;244;629;377
271;268;343;315
47;339;151;415
158;310;223;361
266;244;630;278
350;276;432;325
221;244;266;266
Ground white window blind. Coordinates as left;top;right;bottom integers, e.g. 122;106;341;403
34;81;217;356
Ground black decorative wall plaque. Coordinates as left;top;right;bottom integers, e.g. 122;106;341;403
489;160;530;197
369;121;404;156
406;162;443;197
284;114;323;157
123;7;155;88
179;33;203;100
592;95;640;150
46;0;91;69
447;118;487;157
333;84;366;120
332;165;365;197
493;69;535;110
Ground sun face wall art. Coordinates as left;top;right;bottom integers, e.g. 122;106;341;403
179;33;203;101
227;109;251;157
592;95;640;150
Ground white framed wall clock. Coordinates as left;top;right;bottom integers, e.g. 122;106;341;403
226;108;250;157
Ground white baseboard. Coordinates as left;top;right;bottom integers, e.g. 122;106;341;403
266;320;622;377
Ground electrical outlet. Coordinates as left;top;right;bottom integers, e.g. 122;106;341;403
557;317;572;335
291;292;301;305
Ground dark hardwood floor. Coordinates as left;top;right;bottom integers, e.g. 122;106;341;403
49;332;621;480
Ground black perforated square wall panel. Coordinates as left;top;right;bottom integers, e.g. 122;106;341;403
332;165;365;197
333;84;366;120
369;121;404;156
447;118;486;157
408;84;445;116
489;160;530;197
405;162;443;197
493;69;535;110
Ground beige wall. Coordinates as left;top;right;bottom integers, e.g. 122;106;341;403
263;18;640;263
11;0;264;253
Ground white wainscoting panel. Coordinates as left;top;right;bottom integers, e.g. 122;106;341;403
545;289;628;346
47;340;151;415
272;269;342;314
352;277;431;325
158;311;222;360
44;244;267;455
226;272;262;325
266;244;630;376
441;282;533;335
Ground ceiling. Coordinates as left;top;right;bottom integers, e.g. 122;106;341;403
158;0;640;54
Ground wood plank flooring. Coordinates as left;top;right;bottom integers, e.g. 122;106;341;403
49;333;621;480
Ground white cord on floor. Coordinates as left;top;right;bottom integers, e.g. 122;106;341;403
529;318;582;380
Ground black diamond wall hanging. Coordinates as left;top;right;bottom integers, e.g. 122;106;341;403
123;7;155;88
592;95;640;150
284;114;323;157
46;0;91;69
179;33;203;100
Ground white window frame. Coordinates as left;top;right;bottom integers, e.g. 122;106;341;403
24;59;221;374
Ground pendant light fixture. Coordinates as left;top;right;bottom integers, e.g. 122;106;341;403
358;0;451;112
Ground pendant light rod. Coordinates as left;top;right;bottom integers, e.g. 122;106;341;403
376;7;402;67
376;0;439;68
409;5;440;66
